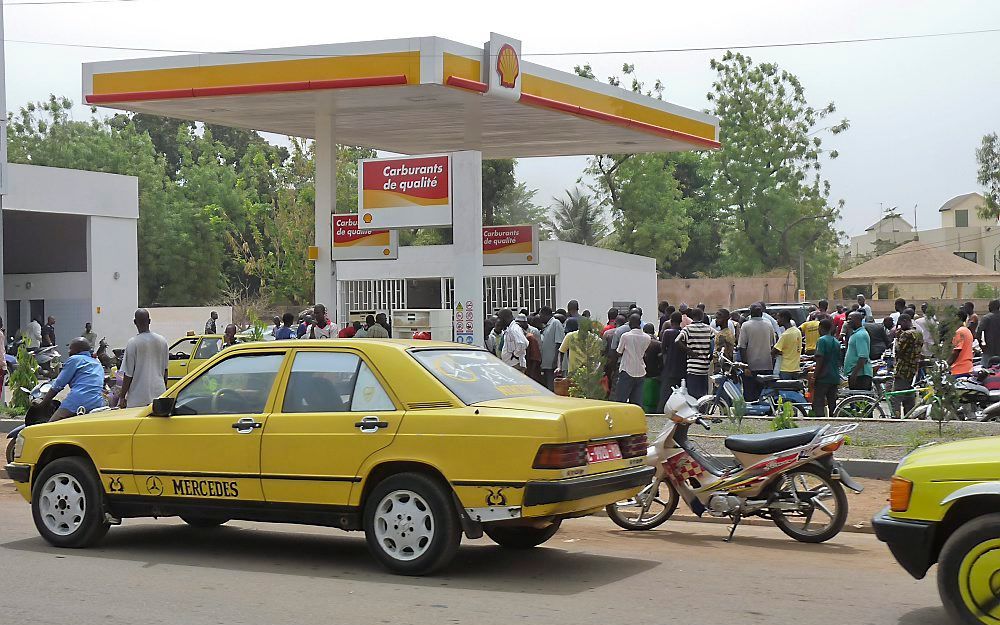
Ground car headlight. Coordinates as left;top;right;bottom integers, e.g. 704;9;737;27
13;432;25;459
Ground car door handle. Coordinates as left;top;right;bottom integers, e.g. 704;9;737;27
354;416;389;433
231;417;262;433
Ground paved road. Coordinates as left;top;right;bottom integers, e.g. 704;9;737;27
0;480;943;625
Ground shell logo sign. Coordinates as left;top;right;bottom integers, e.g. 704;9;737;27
358;154;452;229
486;33;521;101
496;44;519;89
483;224;539;266
331;214;398;260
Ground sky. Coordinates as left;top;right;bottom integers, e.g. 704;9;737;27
2;0;999;237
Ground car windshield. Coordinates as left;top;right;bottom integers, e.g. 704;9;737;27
410;348;552;405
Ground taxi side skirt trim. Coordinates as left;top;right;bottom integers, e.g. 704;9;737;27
101;469;361;483
451;480;526;488
107;494;363;530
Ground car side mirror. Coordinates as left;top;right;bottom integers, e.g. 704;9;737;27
151;397;175;417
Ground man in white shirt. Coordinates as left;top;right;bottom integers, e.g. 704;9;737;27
857;294;874;323
119;309;169;409
26;317;42;346
496;308;528;371
614;313;651;405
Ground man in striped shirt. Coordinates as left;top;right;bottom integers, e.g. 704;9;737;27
677;307;715;398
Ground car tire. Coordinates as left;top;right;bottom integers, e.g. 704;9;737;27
363;472;461;576
484;520;562;548
31;456;110;548
180;516;228;528
5;437;14;465
938;512;1000;625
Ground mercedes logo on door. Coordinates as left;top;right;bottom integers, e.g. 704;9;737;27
145;476;164;496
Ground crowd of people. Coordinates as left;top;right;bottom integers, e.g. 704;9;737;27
18;294;995;422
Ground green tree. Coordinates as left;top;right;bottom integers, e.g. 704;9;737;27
482;158;516;226
977;132;1000;218
707;52;848;296
547;188;609;245
566;318;607;400
493;182;552;239
588;153;692;270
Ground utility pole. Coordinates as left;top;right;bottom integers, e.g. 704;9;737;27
0;0;8;309
799;252;805;295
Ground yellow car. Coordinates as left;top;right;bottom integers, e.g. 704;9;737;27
166;334;244;388
874;438;1000;624
5;340;652;575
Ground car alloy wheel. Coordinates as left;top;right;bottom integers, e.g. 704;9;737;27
38;472;87;537
373;489;435;561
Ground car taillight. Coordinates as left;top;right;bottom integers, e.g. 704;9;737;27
889;476;913;512
533;443;587;469
620;434;648;458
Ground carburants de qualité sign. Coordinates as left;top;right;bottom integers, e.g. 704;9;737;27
482;224;538;266
358;154;451;229
331;214;398;260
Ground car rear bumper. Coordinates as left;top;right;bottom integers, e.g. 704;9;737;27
523;465;654;506
4;463;31;483
872;506;937;579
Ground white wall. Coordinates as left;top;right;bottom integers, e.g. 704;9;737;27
553;242;657;324
145;306;233;344
89;215;139;349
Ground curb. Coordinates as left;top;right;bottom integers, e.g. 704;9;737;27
0;419;21;435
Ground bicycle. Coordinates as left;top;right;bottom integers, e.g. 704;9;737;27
834;385;936;419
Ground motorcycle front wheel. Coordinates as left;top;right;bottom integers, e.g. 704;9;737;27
769;465;848;543
606;478;680;530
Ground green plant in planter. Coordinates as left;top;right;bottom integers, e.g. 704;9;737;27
730;396;747;430
8;343;39;412
566;318;608;401
245;313;268;343
771;398;798;431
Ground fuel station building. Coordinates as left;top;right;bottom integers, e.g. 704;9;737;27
82;34;719;345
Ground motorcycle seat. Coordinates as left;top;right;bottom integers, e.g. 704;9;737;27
724;426;822;455
756;374;779;384
769;379;805;392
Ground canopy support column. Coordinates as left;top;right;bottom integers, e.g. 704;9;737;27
451;150;484;347
315;114;337;324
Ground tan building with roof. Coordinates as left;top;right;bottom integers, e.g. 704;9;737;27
829;240;1000;301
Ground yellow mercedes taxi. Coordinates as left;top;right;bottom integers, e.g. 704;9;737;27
874;438;1000;624
5;340;652;575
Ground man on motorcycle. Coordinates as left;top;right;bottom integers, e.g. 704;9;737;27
40;337;106;421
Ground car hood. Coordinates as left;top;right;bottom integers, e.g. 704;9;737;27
28;406;148;434
898;437;1000;481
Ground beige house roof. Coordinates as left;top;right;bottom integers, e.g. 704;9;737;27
833;240;1000;283
939;192;985;212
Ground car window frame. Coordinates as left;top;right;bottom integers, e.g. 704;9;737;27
167;348;292;416
168;337;199;361
275;347;401;414
407;346;552;406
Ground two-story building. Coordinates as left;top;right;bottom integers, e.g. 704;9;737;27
846;193;996;270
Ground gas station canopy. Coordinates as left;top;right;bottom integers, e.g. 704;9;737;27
82;36;720;158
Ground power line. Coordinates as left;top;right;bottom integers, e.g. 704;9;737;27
6;0;147;5
6;0;144;5
3;26;999;58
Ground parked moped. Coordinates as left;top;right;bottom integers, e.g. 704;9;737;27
607;382;863;542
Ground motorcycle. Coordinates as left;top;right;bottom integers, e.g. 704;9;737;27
32;345;62;378
607;382;863;543
700;354;811;420
953;373;998;421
